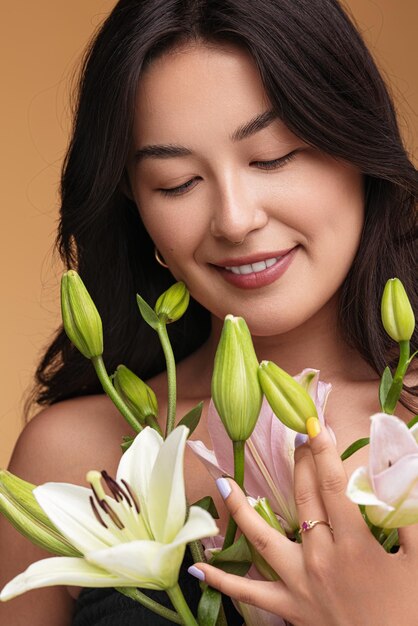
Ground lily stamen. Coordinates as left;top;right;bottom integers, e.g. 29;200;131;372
121;479;140;514
89;496;108;529
101;471;131;506
100;500;125;530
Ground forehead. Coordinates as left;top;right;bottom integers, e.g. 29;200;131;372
133;42;271;143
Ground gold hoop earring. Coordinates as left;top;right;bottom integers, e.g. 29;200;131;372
154;247;169;269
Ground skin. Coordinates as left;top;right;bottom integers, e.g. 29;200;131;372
0;42;416;625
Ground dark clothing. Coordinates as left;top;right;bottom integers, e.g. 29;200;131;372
72;550;243;625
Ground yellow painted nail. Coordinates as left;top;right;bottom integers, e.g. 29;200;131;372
306;416;321;439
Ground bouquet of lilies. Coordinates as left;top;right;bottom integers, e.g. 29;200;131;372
0;271;416;625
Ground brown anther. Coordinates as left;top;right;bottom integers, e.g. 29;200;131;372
101;499;125;530
102;471;133;507
89;496;108;529
121;479;140;514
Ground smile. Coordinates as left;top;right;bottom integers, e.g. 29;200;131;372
224;257;280;275
214;247;298;290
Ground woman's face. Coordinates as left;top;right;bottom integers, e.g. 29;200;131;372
127;43;364;336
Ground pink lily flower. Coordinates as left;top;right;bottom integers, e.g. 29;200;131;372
347;413;418;528
188;369;332;533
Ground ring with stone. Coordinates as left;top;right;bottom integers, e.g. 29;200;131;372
299;519;333;534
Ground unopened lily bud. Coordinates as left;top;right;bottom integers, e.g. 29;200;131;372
381;278;415;343
258;361;317;433
113;365;158;424
212;315;262;442
61;270;103;358
0;471;80;557
247;497;281;581
252;497;286;536
155;282;190;324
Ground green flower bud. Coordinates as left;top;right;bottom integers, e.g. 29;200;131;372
381;278;415;343
212;315;263;441
252;497;286;536
155;282;190;324
258;361;317;433
0;471;80;557
61;270;103;358
113;365;158;424
247;497;282;581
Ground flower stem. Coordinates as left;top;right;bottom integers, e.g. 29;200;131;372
166;584;199;625
116;587;181;623
222;440;245;550
157;322;177;437
92;356;142;433
384;340;410;414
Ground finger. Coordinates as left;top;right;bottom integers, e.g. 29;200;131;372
293;443;333;545
306;417;369;539
215;477;301;581
398;523;418;555
188;562;293;618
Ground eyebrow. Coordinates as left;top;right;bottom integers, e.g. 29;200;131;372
133;109;277;163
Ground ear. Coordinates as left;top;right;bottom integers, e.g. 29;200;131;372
120;169;135;201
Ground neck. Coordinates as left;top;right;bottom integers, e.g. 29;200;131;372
204;295;375;385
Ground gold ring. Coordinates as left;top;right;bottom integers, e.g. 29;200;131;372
299;519;333;534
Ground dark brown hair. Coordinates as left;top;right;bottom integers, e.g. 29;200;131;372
33;0;417;410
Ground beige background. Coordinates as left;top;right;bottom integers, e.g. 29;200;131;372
0;1;416;467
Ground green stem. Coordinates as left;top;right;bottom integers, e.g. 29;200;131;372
385;341;410;414
145;414;163;436
382;529;399;552
157;322;177;437
116;587;181;623
166;584;199;626
222;440;245;550
189;539;206;565
92;356;141;433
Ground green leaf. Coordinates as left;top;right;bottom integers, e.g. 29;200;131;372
192;496;219;519
210;534;252;575
407;414;418;429
379;366;393;410
177;402;204;437
340;437;370;461
121;435;135;452
197;586;223;626
136;294;160;330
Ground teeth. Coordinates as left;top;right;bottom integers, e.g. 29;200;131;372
224;257;279;275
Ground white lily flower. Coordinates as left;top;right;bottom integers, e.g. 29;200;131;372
1;426;218;601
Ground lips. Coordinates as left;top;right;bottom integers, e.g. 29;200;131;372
212;246;298;289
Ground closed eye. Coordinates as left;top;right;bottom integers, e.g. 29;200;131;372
251;149;299;170
158;177;200;197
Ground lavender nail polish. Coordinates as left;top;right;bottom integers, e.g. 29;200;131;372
188;565;205;581
216;476;232;499
294;433;309;448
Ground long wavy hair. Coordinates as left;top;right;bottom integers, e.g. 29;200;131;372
33;0;417;411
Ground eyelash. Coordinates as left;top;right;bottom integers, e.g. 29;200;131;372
158;150;298;197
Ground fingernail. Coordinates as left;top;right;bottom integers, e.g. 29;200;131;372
294;433;308;448
216;476;232;499
188;565;205;581
306;416;321;439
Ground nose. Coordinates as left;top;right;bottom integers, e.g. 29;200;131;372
209;173;268;244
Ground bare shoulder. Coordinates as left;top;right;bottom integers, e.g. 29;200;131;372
8;394;133;486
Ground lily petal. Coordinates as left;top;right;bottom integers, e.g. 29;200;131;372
34;483;117;552
172;505;219;547
117;426;163;519
373;455;418;511
148;426;188;543
0;557;128;601
87;540;185;590
369;413;418;477
346;466;390;506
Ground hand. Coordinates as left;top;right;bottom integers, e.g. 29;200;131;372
189;419;418;626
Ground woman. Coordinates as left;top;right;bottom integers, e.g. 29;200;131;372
0;0;416;624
